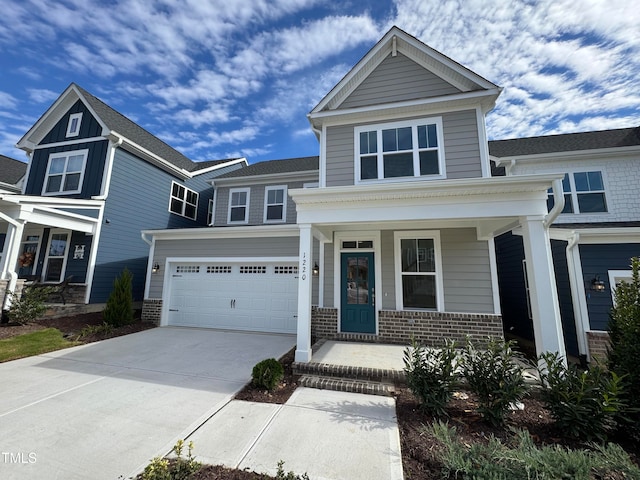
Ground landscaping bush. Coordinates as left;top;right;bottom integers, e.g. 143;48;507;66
607;256;640;442
275;461;310;480
460;337;529;426
141;440;200;480
429;421;640;480
103;268;134;327
252;358;284;391
403;338;459;417
537;351;627;441
6;285;56;325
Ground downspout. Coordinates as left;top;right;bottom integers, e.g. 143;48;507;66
565;232;590;363
543;179;564;228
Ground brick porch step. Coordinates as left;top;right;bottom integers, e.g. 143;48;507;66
299;375;396;397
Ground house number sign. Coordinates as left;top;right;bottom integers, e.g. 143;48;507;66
301;252;307;281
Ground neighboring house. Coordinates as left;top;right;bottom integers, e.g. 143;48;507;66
0;155;27;194
0;83;245;311
142;27;568;364
491;127;640;361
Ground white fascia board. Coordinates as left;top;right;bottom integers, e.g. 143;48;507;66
143;224;300;241
493;145;640;166
0;194;103;208
190;158;248;177
549;227;640;244
210;170;318;187
22;209;98;234
309;89;501;129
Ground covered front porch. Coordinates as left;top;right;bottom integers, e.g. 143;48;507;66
0;195;102;310
290;174;568;364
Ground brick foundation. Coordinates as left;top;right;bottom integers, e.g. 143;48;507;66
311;307;503;346
586;330;610;363
142;299;162;325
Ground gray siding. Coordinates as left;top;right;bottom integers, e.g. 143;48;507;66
441;228;493;313
442;110;482;179
213;182;303;226
380;230;395;309
325;110;482;187
90;149;211;303
322;241;334;306
149;236;299;298
339;53;460;109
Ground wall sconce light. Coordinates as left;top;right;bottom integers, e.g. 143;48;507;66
312;262;320;276
152;262;160;274
591;276;606;292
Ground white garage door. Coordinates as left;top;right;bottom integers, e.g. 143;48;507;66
166;262;298;334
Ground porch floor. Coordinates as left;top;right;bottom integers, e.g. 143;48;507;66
311;340;406;372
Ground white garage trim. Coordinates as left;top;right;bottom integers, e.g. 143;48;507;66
162;256;299;333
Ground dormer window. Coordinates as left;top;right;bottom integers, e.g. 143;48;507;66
355;117;445;183
66;113;83;138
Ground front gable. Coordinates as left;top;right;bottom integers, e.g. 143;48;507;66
40;99;103;145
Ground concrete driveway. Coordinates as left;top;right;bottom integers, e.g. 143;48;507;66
0;327;294;480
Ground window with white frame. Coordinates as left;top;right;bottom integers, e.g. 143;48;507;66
608;270;633;306
207;198;214;225
547;171;607;214
395;231;442;310
169;181;198;220
42;150;88;195
66;113;83;137
355;118;445;183
264;185;287;222
228;188;250;224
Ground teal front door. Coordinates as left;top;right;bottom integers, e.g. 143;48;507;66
341;252;375;333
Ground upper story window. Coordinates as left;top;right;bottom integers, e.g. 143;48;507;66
264;185;287;223
207;198;214;225
42;150;88;195
228;188;250;224
66;113;83;138
169;181;198;220
547;171;607;214
355;117;445;183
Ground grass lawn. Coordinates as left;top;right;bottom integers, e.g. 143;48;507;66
0;328;82;362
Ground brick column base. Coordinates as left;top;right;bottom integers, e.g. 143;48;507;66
142;299;162;325
586;331;610;363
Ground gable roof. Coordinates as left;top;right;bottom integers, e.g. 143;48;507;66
489;126;640;158
311;26;500;117
215;156;318;180
0;155;27;184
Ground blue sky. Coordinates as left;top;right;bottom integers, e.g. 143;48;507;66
0;0;638;165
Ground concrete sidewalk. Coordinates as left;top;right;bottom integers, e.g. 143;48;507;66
188;387;404;480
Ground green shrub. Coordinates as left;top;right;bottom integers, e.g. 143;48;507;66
607;256;640;442
252;358;284;391
6;286;56;325
429;421;640;480
460;337;529;426
141;440;200;480
103;268;134;327
275;461;310;480
75;322;114;341
403;338;459;417
538;351;627;441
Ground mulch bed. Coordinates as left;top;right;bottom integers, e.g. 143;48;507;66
0;310;155;343
234;347;299;404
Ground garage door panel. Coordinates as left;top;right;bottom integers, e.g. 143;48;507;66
167;262;298;334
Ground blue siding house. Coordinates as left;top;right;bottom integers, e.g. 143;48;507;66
0;83;245;310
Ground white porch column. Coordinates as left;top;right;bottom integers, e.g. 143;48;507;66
295;223;314;363
1;219;25;310
520;216;566;361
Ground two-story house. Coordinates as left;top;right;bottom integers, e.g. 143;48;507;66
492;128;640;362
142;27;567;364
0;83;245;312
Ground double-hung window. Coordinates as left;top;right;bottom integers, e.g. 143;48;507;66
394;231;443;310
355;118;445;183
547;171;607;214
264;185;287;222
42;150;88;195
169;181;198;220
228;188;250;224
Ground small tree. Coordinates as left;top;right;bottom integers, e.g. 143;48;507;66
103;268;134;327
607;256;640;441
6;286;56;325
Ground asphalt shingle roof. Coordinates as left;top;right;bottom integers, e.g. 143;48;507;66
215;156;319;179
0;155;27;184
489;126;640;158
191;158;241;172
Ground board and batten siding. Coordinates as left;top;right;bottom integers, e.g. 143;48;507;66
339;53;460;110
90;149;210;303
40;100;103;144
324;110;482;187
148;236;300;298
213;182;303;226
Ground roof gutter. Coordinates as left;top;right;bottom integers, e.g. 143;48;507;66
544;178;564;228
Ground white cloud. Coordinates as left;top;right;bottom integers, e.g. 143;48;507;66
0;91;18;109
27;88;60;104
